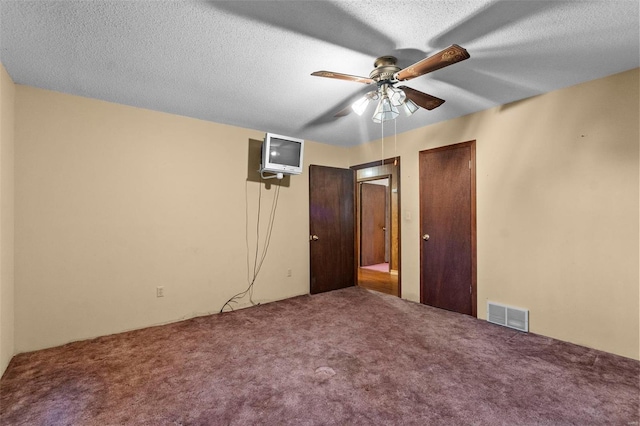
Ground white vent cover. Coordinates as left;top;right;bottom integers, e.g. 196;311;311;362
487;301;529;332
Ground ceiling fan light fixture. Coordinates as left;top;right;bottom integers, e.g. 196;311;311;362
351;95;370;116
400;98;419;116
372;95;399;123
386;85;406;107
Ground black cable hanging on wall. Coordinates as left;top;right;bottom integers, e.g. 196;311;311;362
219;181;280;313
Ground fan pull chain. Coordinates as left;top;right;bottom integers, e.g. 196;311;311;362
394;119;398;166
381;119;384;166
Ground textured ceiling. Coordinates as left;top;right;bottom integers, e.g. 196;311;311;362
1;1;638;146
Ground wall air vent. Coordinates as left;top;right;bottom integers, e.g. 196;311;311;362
487;301;529;332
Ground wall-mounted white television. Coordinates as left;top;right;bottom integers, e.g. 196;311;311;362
260;133;304;176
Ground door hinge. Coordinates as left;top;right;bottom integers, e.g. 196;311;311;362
469;160;471;169
470;286;472;294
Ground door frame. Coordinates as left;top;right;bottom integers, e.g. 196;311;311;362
359;176;392;267
351;157;401;297
419;141;476;316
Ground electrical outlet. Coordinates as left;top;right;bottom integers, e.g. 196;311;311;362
287;268;292;277
156;286;164;297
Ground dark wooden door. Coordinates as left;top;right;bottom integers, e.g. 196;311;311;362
309;165;356;294
419;141;476;316
360;183;386;266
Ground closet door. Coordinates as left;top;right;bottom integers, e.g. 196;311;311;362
419;141;476;316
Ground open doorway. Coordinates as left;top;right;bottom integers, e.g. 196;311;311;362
360;178;390;272
351;158;400;297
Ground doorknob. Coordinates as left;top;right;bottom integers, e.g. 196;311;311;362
310;235;319;241
422;234;430;241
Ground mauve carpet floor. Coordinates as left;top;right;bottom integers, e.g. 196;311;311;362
1;287;638;425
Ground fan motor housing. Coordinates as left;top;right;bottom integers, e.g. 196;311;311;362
370;56;401;82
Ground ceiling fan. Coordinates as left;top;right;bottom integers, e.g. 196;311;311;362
311;45;470;123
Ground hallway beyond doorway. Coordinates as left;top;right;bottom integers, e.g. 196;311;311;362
358;268;397;296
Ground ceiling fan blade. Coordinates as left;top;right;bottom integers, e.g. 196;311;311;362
311;71;374;84
399;86;445;110
395;45;470;81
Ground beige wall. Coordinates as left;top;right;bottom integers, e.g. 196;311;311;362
9;69;639;361
0;63;16;376
14;86;348;353
348;68;640;359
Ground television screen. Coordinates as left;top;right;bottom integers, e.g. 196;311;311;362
268;137;302;167
261;133;304;176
